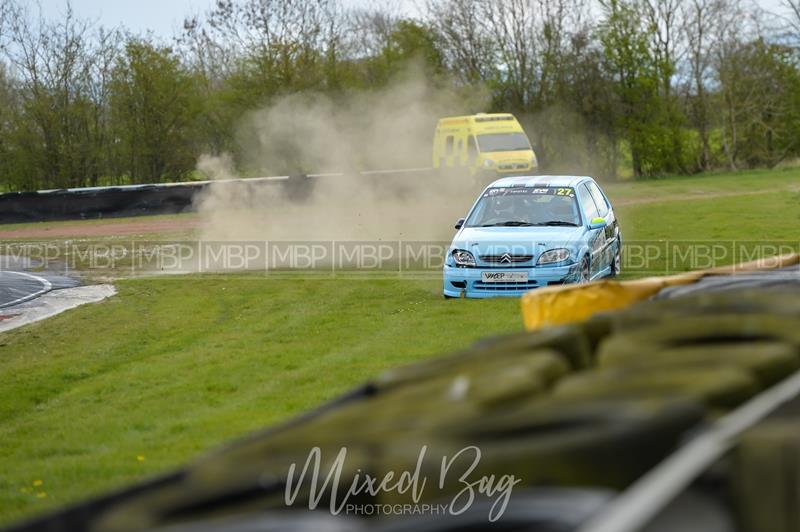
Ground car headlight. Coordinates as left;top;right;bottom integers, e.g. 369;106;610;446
452;249;476;267
482;159;495;168
537;248;571;265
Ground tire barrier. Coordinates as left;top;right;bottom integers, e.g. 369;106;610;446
599;341;799;389
129;488;615;532
597;315;800;361
734;402;800;532
374;325;593;392
520;253;800;332
6;270;800;532
368;488;614;532
653;265;800;299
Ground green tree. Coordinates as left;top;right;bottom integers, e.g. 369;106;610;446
0;62;16;190
2;4;114;190
376;20;444;81
599;0;671;177
718;39;800;167
426;0;497;85
110;39;200;182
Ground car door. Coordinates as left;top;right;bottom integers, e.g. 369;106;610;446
576;183;604;278
586;180;618;269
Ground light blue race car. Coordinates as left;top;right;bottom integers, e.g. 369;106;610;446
443;175;622;298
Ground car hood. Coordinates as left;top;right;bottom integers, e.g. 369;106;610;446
451;226;585;257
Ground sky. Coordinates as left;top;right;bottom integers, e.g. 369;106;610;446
36;0;793;38
36;0;422;38
37;0;241;37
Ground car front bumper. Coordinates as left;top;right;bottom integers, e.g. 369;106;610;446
443;262;581;298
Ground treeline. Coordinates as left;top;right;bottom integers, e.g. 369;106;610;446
0;0;799;191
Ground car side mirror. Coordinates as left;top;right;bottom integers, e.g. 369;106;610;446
589;217;607;230
455;218;465;230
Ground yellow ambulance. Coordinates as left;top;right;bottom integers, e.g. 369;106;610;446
432;113;538;176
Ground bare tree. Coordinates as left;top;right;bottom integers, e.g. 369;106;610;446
182;0;343;81
536;0;580;106
3;3;118;187
485;0;589;109
782;0;800;36
0;0;8;42
643;0;684;99
85;27;121;185
711;0;749;170
425;0;495;84
682;0;725;170
0;60;14;187
0;0;22;54
481;0;539;109
347;3;401;59
179;0;347;156
644;0;688;172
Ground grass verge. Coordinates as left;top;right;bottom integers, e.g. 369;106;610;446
0;276;520;522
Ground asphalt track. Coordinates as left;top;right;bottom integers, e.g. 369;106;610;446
0;270;53;309
0;255;81;309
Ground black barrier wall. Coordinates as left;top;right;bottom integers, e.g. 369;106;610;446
0;184;202;223
0;168;508;224
0;177;315;224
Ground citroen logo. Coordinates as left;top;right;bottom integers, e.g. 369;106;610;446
499;253;512;264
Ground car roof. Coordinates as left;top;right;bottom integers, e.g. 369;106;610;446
487;175;592;188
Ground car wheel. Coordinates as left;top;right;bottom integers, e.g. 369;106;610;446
580;257;590;284
611;241;622;277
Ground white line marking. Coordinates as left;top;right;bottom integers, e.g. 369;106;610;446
306;172;345;178
0;271;53;309
29;168;434;195
359;167;433;175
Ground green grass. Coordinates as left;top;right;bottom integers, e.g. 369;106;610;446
1;166;800;523
615;195;800;276
0;277;521;522
617;190;800;241
603;166;800;203
607;169;800;275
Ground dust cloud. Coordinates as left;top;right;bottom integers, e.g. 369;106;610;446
519;105;617;179
194;71;489;243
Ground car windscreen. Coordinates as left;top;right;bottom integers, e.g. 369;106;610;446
465;187;581;227
476;132;531;152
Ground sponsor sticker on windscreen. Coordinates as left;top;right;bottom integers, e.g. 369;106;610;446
481;271;529;283
483;186;575;198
